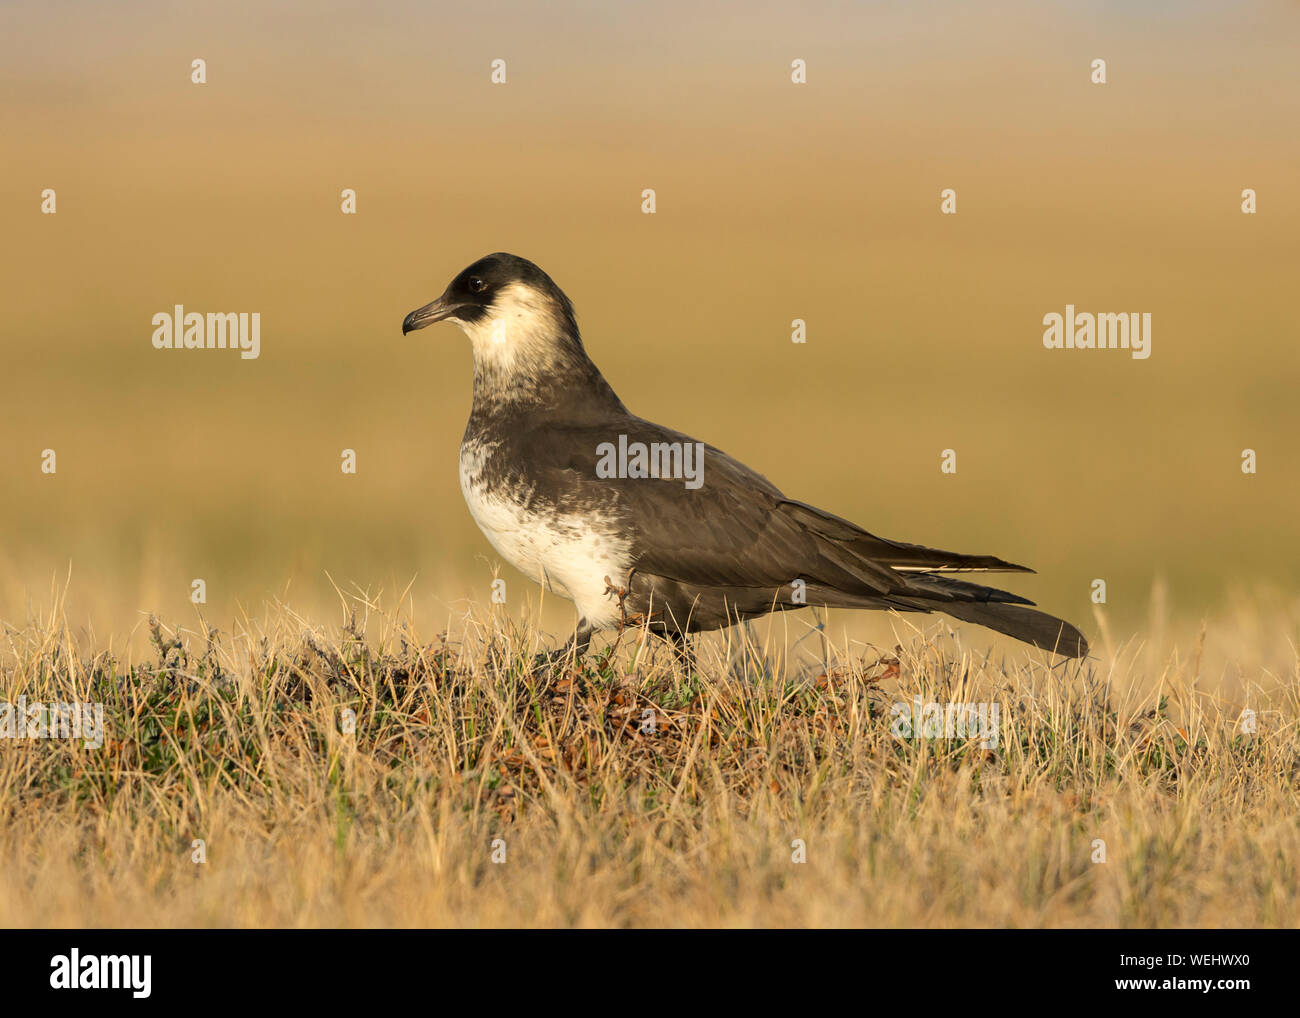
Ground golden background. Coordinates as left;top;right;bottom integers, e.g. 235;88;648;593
3;0;1297;652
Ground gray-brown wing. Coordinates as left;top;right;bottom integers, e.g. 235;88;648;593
509;416;902;596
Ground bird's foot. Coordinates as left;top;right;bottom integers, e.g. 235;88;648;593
530;645;576;679
529;621;594;680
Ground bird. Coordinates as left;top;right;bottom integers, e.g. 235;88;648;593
402;253;1088;665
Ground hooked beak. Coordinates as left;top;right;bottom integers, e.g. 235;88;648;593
402;295;464;335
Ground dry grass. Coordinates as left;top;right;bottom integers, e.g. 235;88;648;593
1;590;1298;928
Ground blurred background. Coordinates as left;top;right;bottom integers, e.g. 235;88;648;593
2;0;1297;658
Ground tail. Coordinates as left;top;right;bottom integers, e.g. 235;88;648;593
807;574;1090;658
937;602;1089;658
893;573;1089;658
779;499;1090;659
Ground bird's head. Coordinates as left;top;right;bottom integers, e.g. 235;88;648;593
403;253;622;410
402;252;585;379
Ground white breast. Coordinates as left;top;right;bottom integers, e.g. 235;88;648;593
459;440;631;630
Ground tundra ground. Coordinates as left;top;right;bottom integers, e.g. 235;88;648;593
1;596;1297;927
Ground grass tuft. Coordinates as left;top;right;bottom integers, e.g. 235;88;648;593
1;598;1297;927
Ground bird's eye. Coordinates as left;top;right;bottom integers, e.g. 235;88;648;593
468;277;488;294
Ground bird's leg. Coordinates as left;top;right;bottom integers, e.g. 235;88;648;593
533;619;594;674
566;620;594;659
663;630;696;675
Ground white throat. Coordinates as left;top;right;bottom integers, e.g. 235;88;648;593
454;281;567;380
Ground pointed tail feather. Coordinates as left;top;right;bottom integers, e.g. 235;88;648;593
780;501;1034;573
939;603;1089;658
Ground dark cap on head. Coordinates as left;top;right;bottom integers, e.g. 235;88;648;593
402;253;574;335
